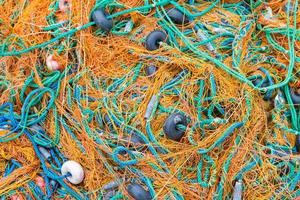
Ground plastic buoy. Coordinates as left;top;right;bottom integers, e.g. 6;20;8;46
102;180;122;191
35;176;46;188
103;114;113;126
145;65;157;76
127;183;151;200
38;146;51;160
166;8;189;24
233;179;243;200
59;0;70;12
92;8;113;32
290;88;300;105
61;160;84;185
46;55;61;71
144;95;158;119
295;135;300;153
163;113;187;141
252;77;269;88
145;30;167;51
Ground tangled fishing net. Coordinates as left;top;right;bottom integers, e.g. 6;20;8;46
0;0;300;199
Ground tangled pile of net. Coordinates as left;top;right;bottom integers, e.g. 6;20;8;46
0;0;299;199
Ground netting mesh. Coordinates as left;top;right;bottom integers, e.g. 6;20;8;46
0;0;299;199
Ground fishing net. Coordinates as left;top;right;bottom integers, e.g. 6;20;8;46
0;0;299;199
